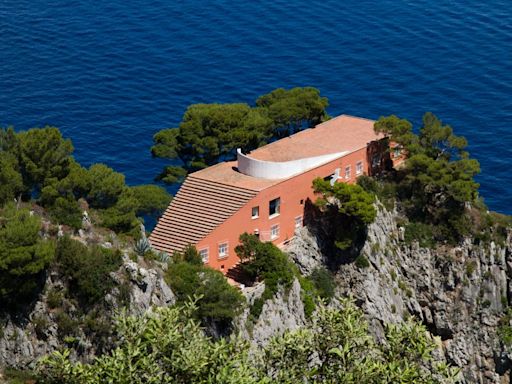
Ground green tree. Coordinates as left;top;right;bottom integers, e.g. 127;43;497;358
87;164;125;209
130;185;171;216
0;152;23;205
256;86;329;134
55;236;122;307
374;113;481;241
152;87;329;184
17;127;74;190
99;188;140;234
313;178;376;250
165;248;245;325
0;204;55;305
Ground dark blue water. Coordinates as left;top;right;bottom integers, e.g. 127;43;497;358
1;1;511;213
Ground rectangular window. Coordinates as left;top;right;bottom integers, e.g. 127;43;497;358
344;166;351;180
356;161;363;175
270;224;280;240
295;216;303;229
393;146;402;158
251;206;259;219
269;197;281;217
199;248;209;263
218;242;228;259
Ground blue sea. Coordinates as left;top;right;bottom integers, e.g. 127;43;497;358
1;1;511;214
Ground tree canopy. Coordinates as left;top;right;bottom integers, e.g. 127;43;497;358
151;87;329;184
0;204;55;306
373;113;480;241
38;298;459;383
313;178;376;250
0;125;171;234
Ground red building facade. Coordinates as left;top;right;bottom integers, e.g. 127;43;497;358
149;115;404;273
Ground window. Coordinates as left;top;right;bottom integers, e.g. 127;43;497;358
270;224;280;240
300;199;304;205
199;248;209;263
393;146;402;158
269;197;281;217
344;166;351;180
251;206;259;219
356;161;363;175
218;242;228;259
295;216;303;228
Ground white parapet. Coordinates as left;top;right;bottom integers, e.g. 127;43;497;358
237;148;347;180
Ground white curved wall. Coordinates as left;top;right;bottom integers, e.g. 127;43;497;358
237;149;347;180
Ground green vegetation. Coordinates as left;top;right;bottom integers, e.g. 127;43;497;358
55;236;123;307
0;203;55;306
498;308;512;347
38;298;459;383
373;113;481;244
313;178;376;250
0;125;170;234
151;87;329;183
165;246;244;325
404;222;435;248
309;267;335;302
235;233;296;319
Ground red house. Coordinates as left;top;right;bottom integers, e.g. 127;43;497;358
149;115;404;272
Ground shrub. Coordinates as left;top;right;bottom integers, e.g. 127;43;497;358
33;315;49;339
56;236;123;307
46;288;64;309
55;312;78;341
355;254;370;269
165;256;244;324
309;267;335;302
403;222;435;248
49;196;83;229
465;261;477;276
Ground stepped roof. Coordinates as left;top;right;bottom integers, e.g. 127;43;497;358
149;175;257;254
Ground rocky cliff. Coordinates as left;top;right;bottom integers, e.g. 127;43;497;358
2;205;512;383
287;204;512;384
0;259;174;369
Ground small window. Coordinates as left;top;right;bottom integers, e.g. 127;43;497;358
393;146;402;158
344;166;351;180
251;206;259;219
199;248;209;263
269;197;281;217
295;216;303;229
300;199;304;205
356;161;363;175
218;242;228;259
270;224;280;240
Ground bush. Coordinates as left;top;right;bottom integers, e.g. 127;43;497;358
55;312;78;341
33;315;49;339
355;254;370;269
48;196;83;229
404;222;435;248
310;267;335;302
46;288;64;309
56;236;123;307
165;253;244;324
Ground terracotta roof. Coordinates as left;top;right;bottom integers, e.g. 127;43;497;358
191;161;283;191
249;115;381;161
149;175;257;254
